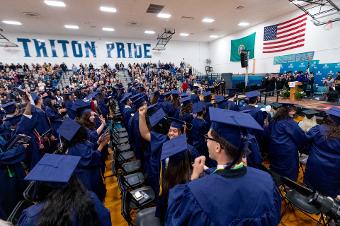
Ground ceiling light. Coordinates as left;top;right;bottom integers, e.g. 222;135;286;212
102;27;115;32
157;13;171;19
238;22;250;27
209;35;219;38
2;20;22;25
64;24;79;29
144;30;155;34
44;0;66;7
202;17;215;23
180;33;189;37
100;6;117;13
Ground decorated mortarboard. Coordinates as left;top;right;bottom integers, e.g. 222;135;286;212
57;118;81;141
209;107;263;148
214;95;225;104
180;96;191;105
270;102;282;110
192;102;205;114
245;90;260;99
161;134;188;161
326;107;340;124
25;153;81;183
149;108;167;127
1;101;16;114
203;91;211;97
3;114;22;126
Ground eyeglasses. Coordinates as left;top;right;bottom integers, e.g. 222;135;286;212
204;134;219;142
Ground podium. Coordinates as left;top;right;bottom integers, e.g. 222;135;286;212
289;81;302;101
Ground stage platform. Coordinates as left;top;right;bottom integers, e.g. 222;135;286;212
264;96;339;111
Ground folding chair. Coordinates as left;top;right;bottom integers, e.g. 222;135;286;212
118;172;145;190
122;160;141;174
135;207;161;226
129;186;156;209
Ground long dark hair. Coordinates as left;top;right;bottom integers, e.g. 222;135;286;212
37;175;101;226
161;151;192;201
272;106;293;121
180;103;192;116
171;95;180;108
78;111;96;129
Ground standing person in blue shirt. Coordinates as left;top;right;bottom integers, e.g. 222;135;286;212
267;104;307;181
18;154;111;226
304;107;340;199
165;108;281;226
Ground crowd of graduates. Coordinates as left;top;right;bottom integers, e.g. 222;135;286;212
0;61;339;226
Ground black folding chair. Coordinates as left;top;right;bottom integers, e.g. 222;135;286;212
122;160;141;174
135;207;161;226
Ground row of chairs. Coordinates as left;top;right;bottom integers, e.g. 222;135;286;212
109;98;160;226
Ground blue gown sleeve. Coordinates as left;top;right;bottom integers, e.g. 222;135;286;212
284;120;307;148
165;184;213;226
0;145;25;164
89;192;112;226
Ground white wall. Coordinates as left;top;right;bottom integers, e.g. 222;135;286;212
0;33;209;73
208;10;340;74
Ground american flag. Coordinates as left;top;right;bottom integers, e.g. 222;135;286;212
263;14;307;53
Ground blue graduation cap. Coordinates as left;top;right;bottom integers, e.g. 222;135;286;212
203;91;211;97
302;109;319;117
130;93;143;102
245;90;260;99
31;92;41;102
214;95;225;104
57;118;81;141
163;91;172;97
209;107;263;148
192;102;205;114
153;90;160;97
180;96;191;105
180;93;188;98
120;92;132;104
25;153;81;183
3;114;22;126
132;95;146;109
84;91;99;101
149;108;167;127
167;117;185;129
270;102;282;110
326;107;340;124
161;134;188;161
71;100;91;115
1;101;16;114
147;103;160;112
172;90;179;96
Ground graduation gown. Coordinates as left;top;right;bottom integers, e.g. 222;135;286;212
267;118;307;181
165;166;281;226
0;144;27;219
190;94;200;103
45;106;63;137
122;106;134;128
68;141;106;201
191;118;213;166
304;125;340;198
18;191;112;226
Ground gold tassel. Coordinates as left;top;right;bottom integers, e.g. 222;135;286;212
159;161;163;196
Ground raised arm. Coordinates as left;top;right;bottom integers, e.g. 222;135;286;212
138;104;151;142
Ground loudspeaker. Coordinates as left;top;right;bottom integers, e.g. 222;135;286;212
240;51;248;68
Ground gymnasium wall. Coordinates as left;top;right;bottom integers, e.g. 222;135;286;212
0;33;209;73
208;10;340;74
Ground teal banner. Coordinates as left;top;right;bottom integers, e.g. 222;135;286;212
273;51;314;65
